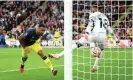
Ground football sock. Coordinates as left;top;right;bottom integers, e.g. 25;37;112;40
42;56;53;71
93;50;103;69
93;57;100;69
21;57;28;65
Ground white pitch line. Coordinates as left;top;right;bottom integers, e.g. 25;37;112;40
0;61;132;73
0;65;64;73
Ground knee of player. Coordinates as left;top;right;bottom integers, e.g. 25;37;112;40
37;50;45;57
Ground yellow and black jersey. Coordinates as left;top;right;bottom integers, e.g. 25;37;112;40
23;28;40;46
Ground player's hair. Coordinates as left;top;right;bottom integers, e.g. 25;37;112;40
92;5;104;13
92;5;103;9
91;1;104;11
92;6;98;8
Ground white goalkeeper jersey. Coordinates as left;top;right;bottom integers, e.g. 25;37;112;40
86;12;110;34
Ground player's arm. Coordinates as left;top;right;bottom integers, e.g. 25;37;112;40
106;26;126;49
106;26;119;43
41;32;49;40
85;17;94;34
18;34;26;48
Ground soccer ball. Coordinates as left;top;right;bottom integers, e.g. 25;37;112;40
91;47;101;57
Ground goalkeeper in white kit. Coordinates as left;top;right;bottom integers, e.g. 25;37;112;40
49;6;126;72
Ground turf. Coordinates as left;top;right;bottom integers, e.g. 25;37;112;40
0;48;132;80
0;48;64;80
73;48;132;80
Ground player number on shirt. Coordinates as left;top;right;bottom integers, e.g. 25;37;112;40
99;18;108;29
91;18;108;31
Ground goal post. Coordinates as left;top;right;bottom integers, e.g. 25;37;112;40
64;0;72;80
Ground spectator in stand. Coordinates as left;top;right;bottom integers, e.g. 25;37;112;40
0;30;6;45
53;27;61;46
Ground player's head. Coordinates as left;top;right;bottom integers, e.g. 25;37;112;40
36;24;47;35
91;6;98;13
91;6;104;13
91;1;104;13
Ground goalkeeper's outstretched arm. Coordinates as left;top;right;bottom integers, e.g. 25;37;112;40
107;26;126;49
106;26;119;42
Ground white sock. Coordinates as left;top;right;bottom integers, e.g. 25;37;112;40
93;57;100;69
93;50;103;69
57;51;64;57
57;44;77;57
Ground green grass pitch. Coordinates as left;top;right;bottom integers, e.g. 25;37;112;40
0;48;132;80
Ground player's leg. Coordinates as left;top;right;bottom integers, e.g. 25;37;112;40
91;34;106;72
32;41;57;76
89;34;100;57
20;47;31;73
48;43;77;59
48;36;88;59
92;44;104;72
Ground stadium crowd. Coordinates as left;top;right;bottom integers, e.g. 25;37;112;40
0;1;132;47
0;1;44;47
72;1;132;43
0;1;64;47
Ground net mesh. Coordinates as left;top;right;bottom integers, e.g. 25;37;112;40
72;0;132;80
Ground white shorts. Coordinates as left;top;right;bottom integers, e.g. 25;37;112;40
77;32;106;50
89;33;106;50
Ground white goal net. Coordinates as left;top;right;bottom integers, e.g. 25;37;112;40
72;0;133;80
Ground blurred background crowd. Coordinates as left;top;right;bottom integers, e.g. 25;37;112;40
0;1;64;47
0;1;132;47
73;1;132;41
